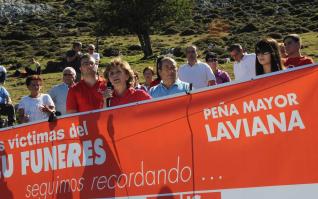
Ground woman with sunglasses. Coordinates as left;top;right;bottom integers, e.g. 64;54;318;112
205;52;231;84
255;38;284;76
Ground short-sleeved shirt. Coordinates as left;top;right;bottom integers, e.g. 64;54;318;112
48;83;69;115
0;86;9;104
149;79;189;98
110;88;151;107
284;56;314;68
214;69;231;84
18;94;55;123
178;61;216;89
90;53;100;62
233;53;256;81
66;78;106;113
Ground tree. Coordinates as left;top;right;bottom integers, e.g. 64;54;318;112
95;0;193;58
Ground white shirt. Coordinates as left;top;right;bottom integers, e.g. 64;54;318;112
48;83;69;115
90;53;100;62
0;65;7;73
178;61;216;89
18;94;55;123
233;53;256;81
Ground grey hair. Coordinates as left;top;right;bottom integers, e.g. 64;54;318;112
63;67;76;77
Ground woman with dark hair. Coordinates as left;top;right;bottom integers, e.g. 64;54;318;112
149;56;163;87
103;58;151;107
18;75;55;123
255;38;283;76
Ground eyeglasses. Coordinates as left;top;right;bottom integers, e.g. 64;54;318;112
88;48;94;51
256;51;271;56
207;58;218;62
63;73;74;76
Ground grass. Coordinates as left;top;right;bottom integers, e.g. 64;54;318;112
4;32;318;104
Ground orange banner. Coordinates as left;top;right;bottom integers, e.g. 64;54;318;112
0;64;318;199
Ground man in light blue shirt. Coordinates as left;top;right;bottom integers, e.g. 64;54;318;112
149;57;189;98
48;67;76;115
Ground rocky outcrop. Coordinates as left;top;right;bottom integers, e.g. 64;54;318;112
0;0;53;23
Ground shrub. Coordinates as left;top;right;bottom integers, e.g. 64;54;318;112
4;31;34;40
267;32;283;39
172;47;185;57
35;50;49;56
103;47;120;57
162;26;179;35
261;7;276;16
127;45;142;51
239;23;258;33
180;29;196;36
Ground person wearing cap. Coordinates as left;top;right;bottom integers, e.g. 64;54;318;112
48;67;76;115
178;45;216;89
149;57;189;98
66;54;106;113
227;44;256;81
87;44;100;65
283;34;314;68
205;52;231;84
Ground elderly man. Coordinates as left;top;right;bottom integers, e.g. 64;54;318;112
66;54;106;113
48;67;76;115
227;44;256;82
150;57;189;98
283;34;314;68
178;45;216;89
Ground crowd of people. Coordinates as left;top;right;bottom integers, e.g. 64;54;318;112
0;33;315;127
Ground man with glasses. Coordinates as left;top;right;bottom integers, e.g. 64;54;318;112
149;57;189;98
87;44;100;66
227;44;256;81
283;34;314;68
48;67;76;115
66;54;106;113
178;45;216;89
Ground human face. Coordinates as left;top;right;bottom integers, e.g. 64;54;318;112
159;60;177;85
63;70;75;86
80;57;97;76
284;38;300;55
257;51;271;67
143;69;153;83
27;80;42;95
186;47;198;62
230;49;243;62
88;47;95;54
206;58;218;70
108;66;129;88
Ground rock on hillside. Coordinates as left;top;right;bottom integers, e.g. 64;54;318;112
0;0;53;23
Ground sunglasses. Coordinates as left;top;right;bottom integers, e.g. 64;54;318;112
63;73;74;76
256;51;271;56
207;58;218;62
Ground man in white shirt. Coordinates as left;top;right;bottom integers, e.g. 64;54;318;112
228;44;256;81
178;45;216;89
87;44;100;65
48;67;76;115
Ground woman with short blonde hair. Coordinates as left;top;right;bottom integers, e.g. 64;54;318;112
103;58;151;107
